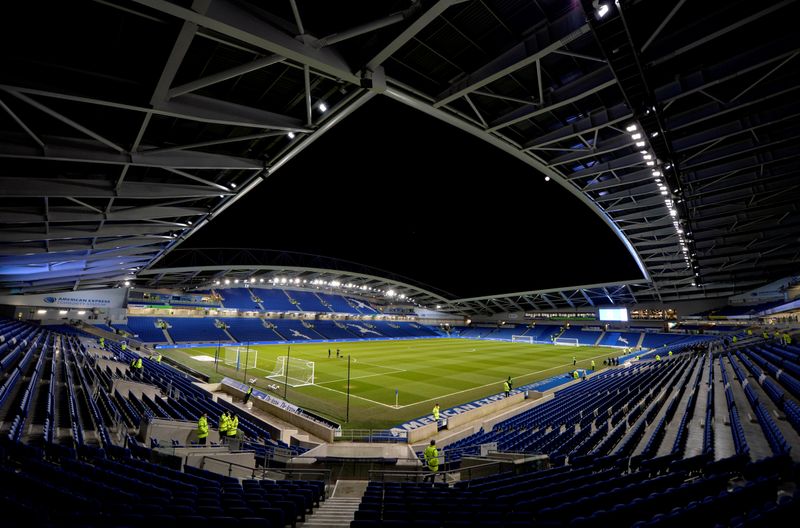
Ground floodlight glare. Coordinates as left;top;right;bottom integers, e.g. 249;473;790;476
124;281;130;286
59;310;68;315
631;133;642;140
224;279;230;285
77;310;86;315
597;4;609;17
635;141;645;147
234;279;239;284
317;102;327;112
626;124;637;132
230;182;237;188
544;176;550;182
646;161;655;166
288;132;295;139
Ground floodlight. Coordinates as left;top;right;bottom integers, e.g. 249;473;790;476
318;102;327;112
642;154;652;160
635;141;645;147
436;305;442;309
260;278;264;283
224;279;230;285
544;176;550;182
37;309;47;314
77;311;86;315
288;132;295;139
669;209;678;216
651;131;659;137
661;190;668;195
187;220;193;225
631;133;642;140
230;182;237;188
234;279;239;284
59;310;68;315
124;281;131;286
626;124;637;132
652;171;661;176
597;4;609;17
646;161;655;166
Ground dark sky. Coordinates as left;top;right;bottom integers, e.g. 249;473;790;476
185;96;643;298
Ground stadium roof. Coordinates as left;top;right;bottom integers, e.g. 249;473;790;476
1;0;799;305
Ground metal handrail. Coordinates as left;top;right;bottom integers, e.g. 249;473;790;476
367;460;504;483
199;455;332;483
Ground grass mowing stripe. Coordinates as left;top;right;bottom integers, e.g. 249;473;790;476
159;339;620;429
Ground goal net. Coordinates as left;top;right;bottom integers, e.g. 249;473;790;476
553;337;580;346
511;335;533;344
266;356;316;387
223;347;257;370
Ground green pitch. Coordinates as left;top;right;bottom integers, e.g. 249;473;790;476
160;339;615;430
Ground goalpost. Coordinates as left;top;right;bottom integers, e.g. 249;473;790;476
553;337;580;346
223;346;258;370
266;356;316;387
511;335;534;344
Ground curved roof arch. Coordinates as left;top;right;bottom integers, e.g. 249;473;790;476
1;0;799;302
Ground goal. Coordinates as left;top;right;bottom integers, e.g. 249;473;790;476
266;356;316;387
223;346;257;370
553;337;580;346
511;335;533;344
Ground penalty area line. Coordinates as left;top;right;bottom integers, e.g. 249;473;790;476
309;383;398;409
394;351;615;409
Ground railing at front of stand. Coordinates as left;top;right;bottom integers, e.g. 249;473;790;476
200;455;331;483
334;429;407;443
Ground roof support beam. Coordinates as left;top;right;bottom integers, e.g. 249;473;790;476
434;13;590;107
131;0;360;84
168;53;285;98
366;0;465;71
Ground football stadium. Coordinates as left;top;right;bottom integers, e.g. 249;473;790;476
2;1;800;527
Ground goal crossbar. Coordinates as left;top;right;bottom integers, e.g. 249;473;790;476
223;346;257;370
266;356;315;387
553;337;580;346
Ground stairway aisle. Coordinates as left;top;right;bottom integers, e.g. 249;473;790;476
299;480;367;528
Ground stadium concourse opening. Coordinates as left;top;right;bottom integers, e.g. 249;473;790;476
2;0;800;526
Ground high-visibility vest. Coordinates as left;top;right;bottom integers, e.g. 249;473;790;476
655;355;661;361
219;414;229;434
197;416;208;439
227;416;238;437
432;406;440;420
121;343;127;350
503;381;510;392
573;371;579;379
135;358;143;369
424;445;439;472
156;354;162;362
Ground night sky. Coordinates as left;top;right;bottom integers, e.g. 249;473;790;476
185;96;643;298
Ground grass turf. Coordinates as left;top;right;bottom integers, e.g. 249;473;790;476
161;338;617;430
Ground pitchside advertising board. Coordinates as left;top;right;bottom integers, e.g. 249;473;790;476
0;288;128;309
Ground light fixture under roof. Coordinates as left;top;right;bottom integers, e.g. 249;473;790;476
288;132;295;139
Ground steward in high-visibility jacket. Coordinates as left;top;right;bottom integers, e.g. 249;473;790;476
432;403;440;421
227;414;238;437
573;370;579;380
197;413;208;444
219;412;229;438
424;440;439;476
121;342;127;351
135;358;143;370
655;355;661;361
